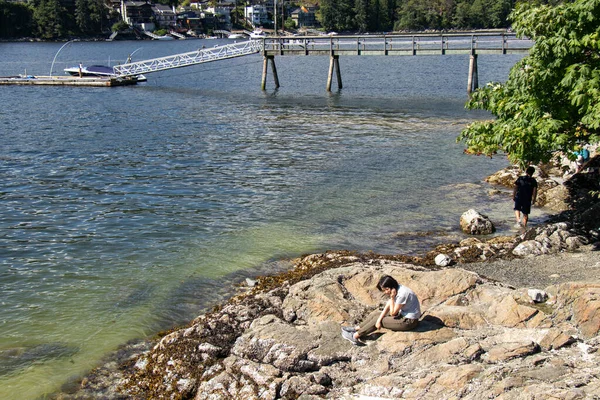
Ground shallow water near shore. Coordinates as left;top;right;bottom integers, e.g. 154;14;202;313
0;39;542;398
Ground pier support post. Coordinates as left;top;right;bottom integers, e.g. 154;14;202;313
261;55;280;90
326;55;342;92
467;54;479;95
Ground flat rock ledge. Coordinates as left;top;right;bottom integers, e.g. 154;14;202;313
85;252;600;400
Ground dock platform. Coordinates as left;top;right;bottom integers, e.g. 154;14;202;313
0;75;140;87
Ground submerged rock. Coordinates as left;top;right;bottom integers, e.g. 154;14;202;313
0;343;79;377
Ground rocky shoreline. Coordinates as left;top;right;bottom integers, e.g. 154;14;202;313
51;159;600;399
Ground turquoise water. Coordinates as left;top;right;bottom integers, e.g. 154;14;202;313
0;39;530;398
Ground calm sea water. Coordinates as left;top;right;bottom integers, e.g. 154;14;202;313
0;39;535;398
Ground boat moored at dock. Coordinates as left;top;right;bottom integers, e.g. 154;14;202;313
64;64;147;82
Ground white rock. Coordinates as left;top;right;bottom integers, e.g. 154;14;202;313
528;289;548;303
512;240;544;257
435;254;453;267
459;209;495;235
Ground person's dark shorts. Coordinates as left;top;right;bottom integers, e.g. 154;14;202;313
514;200;531;215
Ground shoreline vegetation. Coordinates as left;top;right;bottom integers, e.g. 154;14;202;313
0;27;513;43
49;155;600;399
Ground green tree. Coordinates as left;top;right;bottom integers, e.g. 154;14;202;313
75;0;90;33
486;0;512;28
395;0;428;30
457;0;600;168
367;0;380;30
395;0;453;31
112;20;129;33
318;0;337;31
452;1;472;28
284;16;296;30
318;0;355;31
354;0;369;32
32;0;67;39
0;1;34;38
377;0;392;31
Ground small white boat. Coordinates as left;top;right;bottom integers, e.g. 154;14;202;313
64;65;147;82
249;29;266;39
228;33;246;39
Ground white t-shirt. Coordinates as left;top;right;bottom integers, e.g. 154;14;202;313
395;284;421;319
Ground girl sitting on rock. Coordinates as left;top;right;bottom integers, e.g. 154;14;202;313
342;275;421;345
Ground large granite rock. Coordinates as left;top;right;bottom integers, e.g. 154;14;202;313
459;209;495;235
512;222;588;257
115;253;600;400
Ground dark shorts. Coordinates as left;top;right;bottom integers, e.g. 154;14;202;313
514;199;531;215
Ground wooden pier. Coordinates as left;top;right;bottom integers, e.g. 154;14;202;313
259;31;532;93
0;75;140;87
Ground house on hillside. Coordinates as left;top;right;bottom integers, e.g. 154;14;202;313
206;3;233;30
152;3;177;28
177;10;217;35
121;1;154;31
290;6;317;28
244;4;269;27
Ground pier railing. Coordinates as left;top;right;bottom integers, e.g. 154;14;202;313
261;32;532;56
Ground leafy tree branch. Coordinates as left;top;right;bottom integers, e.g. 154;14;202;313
458;0;600;168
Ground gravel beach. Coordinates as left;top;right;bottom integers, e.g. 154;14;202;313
457;244;600;289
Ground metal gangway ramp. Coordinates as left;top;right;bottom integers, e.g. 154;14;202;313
113;40;263;78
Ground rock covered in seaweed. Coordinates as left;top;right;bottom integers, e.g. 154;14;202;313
114;252;600;400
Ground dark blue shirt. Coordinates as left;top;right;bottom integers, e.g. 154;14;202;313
514;175;537;203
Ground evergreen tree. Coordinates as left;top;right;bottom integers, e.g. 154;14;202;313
452;1;472;28
75;0;90;33
368;0;380;31
33;0;67;39
0;1;34;38
354;0;369;32
318;0;337;31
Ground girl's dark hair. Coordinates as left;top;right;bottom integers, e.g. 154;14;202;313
376;275;398;291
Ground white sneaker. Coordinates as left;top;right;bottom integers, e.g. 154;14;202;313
341;329;360;345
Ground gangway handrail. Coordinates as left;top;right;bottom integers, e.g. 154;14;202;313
113;40;263;77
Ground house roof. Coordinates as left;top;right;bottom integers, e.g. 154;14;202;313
152;3;175;12
124;1;150;7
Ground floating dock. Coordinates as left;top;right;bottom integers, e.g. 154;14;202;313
0;75;140;87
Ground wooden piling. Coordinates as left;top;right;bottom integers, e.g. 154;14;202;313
261;56;268;90
335;56;342;89
270;56;280;89
467;54;479;95
326;55;342;92
261;55;280;90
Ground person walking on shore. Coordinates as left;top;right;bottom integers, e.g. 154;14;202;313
341;275;421;345
513;166;538;228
